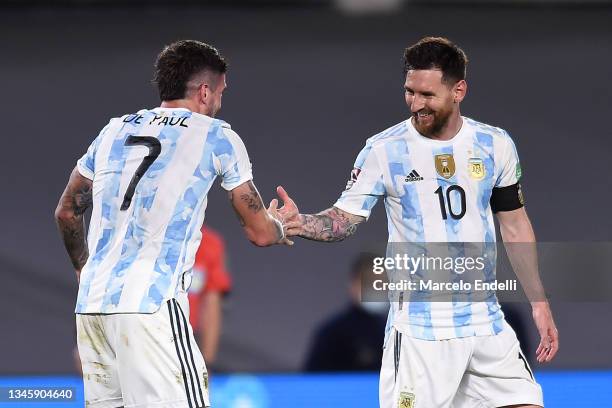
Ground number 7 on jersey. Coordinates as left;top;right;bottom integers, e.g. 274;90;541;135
121;136;161;211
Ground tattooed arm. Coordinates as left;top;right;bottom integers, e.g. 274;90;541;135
229;180;292;247
290;207;364;242
276;187;365;242
54;167;93;281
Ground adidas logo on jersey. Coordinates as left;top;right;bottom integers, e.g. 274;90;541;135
405;170;424;182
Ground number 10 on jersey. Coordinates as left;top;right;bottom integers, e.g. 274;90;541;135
434;185;466;220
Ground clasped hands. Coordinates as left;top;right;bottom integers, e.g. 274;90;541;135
267;186;302;246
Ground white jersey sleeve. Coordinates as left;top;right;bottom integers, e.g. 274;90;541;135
333;141;385;219
494;131;522;188
76;122;113;180
214;126;253;191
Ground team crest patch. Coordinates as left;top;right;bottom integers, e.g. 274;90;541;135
516;163;522;180
398;392;415;408
434;154;455;179
468;158;485;180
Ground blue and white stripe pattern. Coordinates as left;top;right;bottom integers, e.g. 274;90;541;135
75;108;252;313
335;117;521;341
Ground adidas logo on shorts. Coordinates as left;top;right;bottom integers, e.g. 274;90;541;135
405;170;424;182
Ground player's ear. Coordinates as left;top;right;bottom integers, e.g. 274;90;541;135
453;80;467;103
199;83;210;103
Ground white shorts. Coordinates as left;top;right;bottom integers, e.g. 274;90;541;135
380;322;543;408
76;293;209;408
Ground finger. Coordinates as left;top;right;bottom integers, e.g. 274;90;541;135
545;330;559;362
286;228;301;237
277;185;294;204
536;339;545;356
280;238;294;246
536;338;549;362
537;348;547;363
546;343;558;362
268;198;278;211
536;343;544;363
284;221;302;229
537;335;554;363
537;349;547;363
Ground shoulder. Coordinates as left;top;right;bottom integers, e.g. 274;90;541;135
354;121;409;164
366;120;410;148
217;120;240;141
464;117;512;142
203;119;245;152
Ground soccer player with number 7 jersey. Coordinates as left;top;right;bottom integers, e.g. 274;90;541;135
277;37;559;408
55;40;292;408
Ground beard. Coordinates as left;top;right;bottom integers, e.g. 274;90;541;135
209;104;219;118
413;106;453;138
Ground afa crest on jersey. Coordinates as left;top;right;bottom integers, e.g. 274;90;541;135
468;158;486;180
435;154;455;179
398;392;415;408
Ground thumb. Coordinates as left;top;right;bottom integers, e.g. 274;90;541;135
269;198;278;211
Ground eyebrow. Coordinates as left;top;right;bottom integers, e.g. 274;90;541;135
404;86;435;97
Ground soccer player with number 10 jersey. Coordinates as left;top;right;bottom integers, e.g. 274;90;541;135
277;37;559;408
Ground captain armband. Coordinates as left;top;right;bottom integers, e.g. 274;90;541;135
490;182;525;213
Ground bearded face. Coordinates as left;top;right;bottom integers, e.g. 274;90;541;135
404;69;463;139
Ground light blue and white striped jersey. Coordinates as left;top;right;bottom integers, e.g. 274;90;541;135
334;117;522;341
75;107;252;314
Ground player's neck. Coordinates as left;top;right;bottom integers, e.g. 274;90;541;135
160;99;206;115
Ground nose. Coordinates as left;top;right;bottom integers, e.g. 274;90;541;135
409;94;425;113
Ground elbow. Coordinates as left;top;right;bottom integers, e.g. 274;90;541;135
54;207;70;224
244;227;276;247
500;221;532;243
249;234;275;248
54;206;76;226
251;238;273;247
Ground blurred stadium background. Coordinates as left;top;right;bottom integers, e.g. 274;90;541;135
0;0;611;406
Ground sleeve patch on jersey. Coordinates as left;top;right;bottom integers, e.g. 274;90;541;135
345;167;361;190
516;163;522;180
490;182;524;213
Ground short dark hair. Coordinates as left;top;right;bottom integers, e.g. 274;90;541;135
403;37;468;85
153;40;228;101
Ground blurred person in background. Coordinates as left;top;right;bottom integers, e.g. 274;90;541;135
304;253;387;372
277;36;557;408
189;225;232;366
55;40;290;408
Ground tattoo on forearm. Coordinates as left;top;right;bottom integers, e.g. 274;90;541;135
59;220;89;271
240;182;263;213
228;189;246;226
299;208;358;242
73;184;92;216
229;181;264;227
56;172;93;271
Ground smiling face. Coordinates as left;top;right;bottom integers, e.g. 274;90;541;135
404;69;466;138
